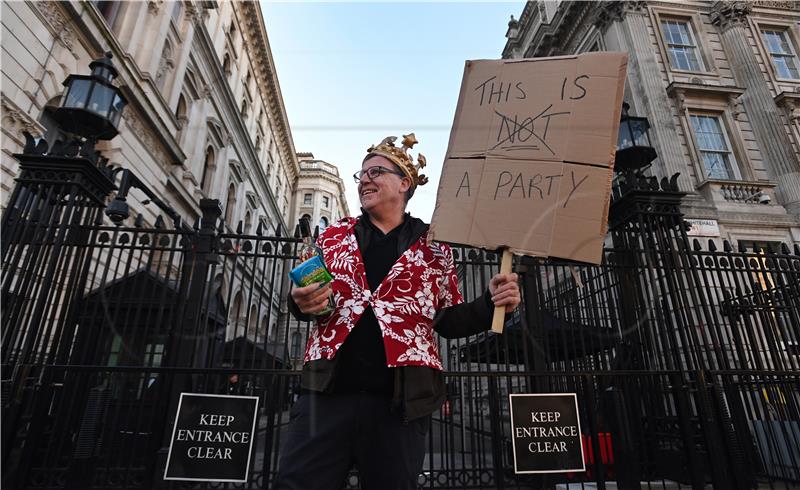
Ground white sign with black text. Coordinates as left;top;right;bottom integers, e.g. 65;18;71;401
686;218;721;237
509;393;585;474
164;393;259;483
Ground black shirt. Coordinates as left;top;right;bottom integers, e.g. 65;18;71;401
332;213;408;394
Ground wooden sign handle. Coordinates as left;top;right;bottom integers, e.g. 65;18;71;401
491;249;513;334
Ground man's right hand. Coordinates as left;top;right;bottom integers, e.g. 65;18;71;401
291;282;333;315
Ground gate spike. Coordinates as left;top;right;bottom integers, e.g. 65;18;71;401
193;217;201;231
781;242;790;255
23;131;37;154
154;215;165;229
794;243;800;256
173;216;182;230
275;224;283;237
738;241;748;253
668;173;680;191
294;224;301;238
256;222;263;236
218;219;226;233
766;242;777;254
134;213;144;228
723;240;732;252
692;239;702;251
708;239;717;252
313;225;320;240
236;220;244;234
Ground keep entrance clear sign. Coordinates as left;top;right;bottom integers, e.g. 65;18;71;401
164;393;259;483
509;393;585;473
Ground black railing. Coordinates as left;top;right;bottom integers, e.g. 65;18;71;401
1;145;798;489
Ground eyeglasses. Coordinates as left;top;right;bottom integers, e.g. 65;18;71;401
352;166;406;183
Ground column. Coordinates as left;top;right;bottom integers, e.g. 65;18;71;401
711;1;800;216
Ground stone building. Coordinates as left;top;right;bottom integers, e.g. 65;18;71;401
294;152;350;235
504;0;800;249
0;1;302;342
281;153;349;363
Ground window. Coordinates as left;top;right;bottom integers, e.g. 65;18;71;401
303;193;312;205
661;19;704;71
201;147;215;193
225;183;237;225
95;1;122;29
291;332;302;359
222;53;231;76
171;1;183;24
762;29;800;79
322;196;329;208
175;94;188;129
244;211;252;234
689;114;738;180
241;99;248;119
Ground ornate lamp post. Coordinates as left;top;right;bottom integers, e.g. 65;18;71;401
615;102;657;173
53;51;127;142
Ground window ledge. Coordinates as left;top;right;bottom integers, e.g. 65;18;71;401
667;82;745;98
668;68;719;78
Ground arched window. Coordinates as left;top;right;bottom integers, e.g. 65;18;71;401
228;22;236;39
156;39;174;89
261;316;269;341
229;291;243;339
248;306;257;332
171;1;183;24
255;135;262;152
175;94;188;128
244;211;252;234
241;99;248;119
245;71;252;95
318;216;329;230
225;183;237;225
290;331;302;359
222;53;231;76
201;147;215;193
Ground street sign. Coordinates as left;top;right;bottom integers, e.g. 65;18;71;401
164;393;259;483
509;393;585;474
686;218;721;237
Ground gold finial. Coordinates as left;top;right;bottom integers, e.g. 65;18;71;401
401;133;418;150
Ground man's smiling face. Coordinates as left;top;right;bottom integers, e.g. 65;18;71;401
358;155;411;214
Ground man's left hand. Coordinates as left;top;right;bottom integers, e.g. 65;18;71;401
489;273;521;312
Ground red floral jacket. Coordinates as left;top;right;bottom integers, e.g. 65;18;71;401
303;217;464;370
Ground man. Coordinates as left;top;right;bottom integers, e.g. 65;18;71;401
274;134;520;490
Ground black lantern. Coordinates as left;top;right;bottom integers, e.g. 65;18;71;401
53;51;127;140
615;102;657;172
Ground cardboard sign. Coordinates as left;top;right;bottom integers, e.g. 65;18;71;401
509;393;585;474
164;393;259;483
431;53;628;264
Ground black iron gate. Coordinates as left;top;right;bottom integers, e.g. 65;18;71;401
2;142;799;489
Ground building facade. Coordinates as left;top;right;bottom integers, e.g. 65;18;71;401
283;152;349;362
504;0;800;249
1;0;304;343
293;152;349;234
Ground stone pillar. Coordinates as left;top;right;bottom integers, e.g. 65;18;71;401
711;1;800;216
596;2;693;192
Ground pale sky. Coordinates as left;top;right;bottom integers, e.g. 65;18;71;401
261;1;525;221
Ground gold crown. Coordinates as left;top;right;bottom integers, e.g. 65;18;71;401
366;133;428;187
